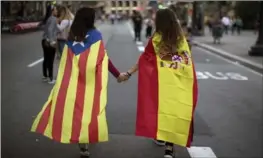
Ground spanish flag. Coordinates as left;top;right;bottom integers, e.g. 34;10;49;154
136;33;198;147
31;29;109;144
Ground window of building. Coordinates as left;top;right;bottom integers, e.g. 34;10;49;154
118;1;123;7
133;1;137;7
111;1;116;7
125;1;129;7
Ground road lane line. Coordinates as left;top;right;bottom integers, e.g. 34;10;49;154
137;46;145;52
194;41;263;69
196;47;263;77
127;21;135;38
187;146;217;158
27;58;43;67
136;41;143;45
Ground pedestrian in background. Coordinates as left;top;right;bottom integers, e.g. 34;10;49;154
41;5;58;84
132;11;143;42
109;13;115;24
231;17;236;35
221;15;230;34
235;16;243;35
56;5;74;59
145;16;154;38
125;8;197;158
212;17;223;44
182;21;192;50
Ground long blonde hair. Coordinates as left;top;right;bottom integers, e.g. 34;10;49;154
58;6;73;21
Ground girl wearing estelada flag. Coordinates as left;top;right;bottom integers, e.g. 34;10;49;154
125;8;198;158
31;7;128;157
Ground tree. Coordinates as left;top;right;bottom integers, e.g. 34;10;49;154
235;1;260;29
249;1;263;56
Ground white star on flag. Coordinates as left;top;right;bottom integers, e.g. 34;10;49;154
72;34;89;47
72;41;85;47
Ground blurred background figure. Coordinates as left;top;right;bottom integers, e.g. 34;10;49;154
56;5;74;59
235;16;243;35
132;10;143;42
41;5;58;84
212;17;224;44
109;13;115;24
144;16;154;38
181;21;192;49
221;15;231;34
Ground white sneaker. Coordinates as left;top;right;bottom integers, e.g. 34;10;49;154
48;79;56;84
42;77;48;82
80;150;90;157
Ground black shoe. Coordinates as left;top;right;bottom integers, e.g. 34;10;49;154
79;144;90;157
164;145;174;158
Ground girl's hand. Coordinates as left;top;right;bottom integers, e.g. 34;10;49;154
127;64;138;75
117;73;130;83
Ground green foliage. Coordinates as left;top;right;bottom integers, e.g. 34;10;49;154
235;1;260;29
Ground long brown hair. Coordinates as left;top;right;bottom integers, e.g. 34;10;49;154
68;7;95;42
155;8;183;55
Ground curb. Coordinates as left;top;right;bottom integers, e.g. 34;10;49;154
193;41;263;74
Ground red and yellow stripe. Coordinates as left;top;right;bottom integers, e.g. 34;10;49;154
31;40;109;143
136;33;198;147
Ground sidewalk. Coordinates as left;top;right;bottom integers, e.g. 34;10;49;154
193;28;263;73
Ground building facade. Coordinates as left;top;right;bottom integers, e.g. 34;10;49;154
104;0;151;15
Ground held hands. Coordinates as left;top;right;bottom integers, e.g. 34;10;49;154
117;72;131;83
117;64;137;83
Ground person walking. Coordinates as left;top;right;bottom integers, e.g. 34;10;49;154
231;17;236;35
124;8;198;158
221;15;230;35
132;11;143;41
145;16;154;38
31;7;128;158
235;16;243;35
56;5;74;59
41;5;58;84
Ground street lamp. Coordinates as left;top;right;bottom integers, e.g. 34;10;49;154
249;1;263;56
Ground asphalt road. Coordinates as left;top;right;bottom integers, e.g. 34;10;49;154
1;22;262;158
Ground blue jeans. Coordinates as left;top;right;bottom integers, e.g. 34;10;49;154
57;39;66;56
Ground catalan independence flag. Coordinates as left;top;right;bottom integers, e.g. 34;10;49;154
136;33;198;147
31;29;109;144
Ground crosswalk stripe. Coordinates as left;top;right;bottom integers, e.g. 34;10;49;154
188;146;217;158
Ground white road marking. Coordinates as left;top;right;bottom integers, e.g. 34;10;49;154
136;41;143;45
127;21;135;38
193;41;263;69
196;71;248;80
137;46;145;52
187;146;217;158
27;58;43;67
196;47;263;77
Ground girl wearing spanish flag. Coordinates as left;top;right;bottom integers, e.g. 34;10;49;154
126;8;198;158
